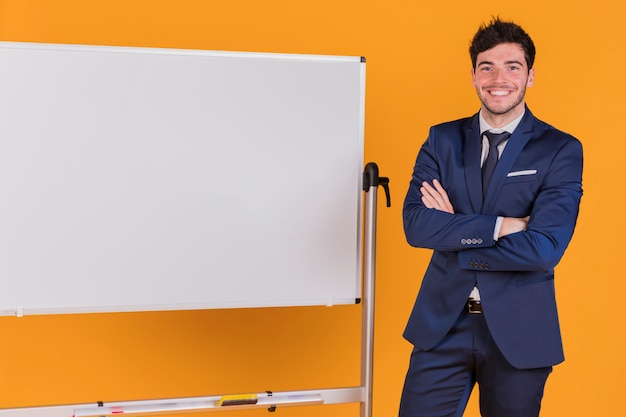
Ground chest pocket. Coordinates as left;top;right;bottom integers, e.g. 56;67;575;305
496;172;540;216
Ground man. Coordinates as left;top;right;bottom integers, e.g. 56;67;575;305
399;18;583;417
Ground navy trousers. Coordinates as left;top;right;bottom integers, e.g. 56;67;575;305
399;309;552;417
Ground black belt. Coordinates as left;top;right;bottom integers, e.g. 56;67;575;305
467;299;483;314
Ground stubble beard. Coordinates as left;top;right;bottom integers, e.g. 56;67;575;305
478;86;527;118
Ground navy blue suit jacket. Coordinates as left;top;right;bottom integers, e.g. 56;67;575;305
402;108;583;369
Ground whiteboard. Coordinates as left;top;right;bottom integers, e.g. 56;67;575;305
0;42;365;315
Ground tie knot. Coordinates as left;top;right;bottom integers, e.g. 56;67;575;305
483;131;510;148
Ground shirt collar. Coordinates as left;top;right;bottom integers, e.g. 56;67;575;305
479;109;525;136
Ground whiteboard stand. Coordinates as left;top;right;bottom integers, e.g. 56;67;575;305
360;162;390;417
0;163;390;417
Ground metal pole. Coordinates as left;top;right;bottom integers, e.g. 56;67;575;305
360;163;389;417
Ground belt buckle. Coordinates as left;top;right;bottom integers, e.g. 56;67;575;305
467;299;483;314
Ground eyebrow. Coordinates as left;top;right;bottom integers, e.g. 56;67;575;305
477;60;525;67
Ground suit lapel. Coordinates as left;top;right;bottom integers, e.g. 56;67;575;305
463;114;483;213
481;110;540;214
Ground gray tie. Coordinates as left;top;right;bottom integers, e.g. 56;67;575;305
482;131;510;196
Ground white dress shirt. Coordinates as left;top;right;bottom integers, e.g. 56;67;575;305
469;110;525;302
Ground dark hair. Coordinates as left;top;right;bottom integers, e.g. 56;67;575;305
469;17;536;70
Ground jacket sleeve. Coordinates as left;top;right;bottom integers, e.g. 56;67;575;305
403;126;499;252
458;137;583;272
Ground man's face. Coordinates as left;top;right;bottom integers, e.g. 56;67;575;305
471;42;535;125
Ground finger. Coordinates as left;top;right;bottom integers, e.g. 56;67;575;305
431;179;455;213
432;179;451;205
423;181;446;208
421;184;443;208
420;187;436;208
421;181;436;195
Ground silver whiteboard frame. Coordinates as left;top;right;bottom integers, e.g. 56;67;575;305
0;41;366;315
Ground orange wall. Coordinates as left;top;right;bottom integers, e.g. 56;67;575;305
0;1;624;416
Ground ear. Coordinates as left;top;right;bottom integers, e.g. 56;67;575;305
527;67;535;87
471;67;477;87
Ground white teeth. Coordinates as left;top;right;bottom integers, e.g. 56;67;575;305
490;90;509;96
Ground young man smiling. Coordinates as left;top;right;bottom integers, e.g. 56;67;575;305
472;42;533;125
399;18;583;417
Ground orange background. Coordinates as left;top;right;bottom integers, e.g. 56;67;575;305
0;1;624;416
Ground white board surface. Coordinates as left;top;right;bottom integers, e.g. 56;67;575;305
0;42;365;315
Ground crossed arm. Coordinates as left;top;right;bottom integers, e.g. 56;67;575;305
420;179;528;238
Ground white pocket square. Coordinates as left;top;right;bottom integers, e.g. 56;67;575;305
507;169;537;177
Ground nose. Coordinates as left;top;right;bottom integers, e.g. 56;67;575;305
491;68;507;82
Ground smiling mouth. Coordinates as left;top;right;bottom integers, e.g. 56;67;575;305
488;90;511;96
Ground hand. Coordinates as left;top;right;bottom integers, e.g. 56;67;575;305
499;216;530;238
420;179;454;214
